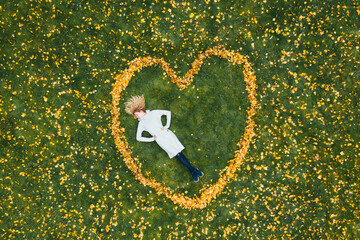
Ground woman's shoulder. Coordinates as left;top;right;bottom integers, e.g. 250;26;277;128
151;109;170;114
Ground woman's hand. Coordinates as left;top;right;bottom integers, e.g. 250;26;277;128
154;127;166;139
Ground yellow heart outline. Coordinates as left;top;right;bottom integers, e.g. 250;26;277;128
111;46;258;209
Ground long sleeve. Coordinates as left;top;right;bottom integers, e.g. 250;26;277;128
157;110;171;129
136;124;155;142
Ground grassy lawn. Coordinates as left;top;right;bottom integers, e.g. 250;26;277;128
1;0;359;239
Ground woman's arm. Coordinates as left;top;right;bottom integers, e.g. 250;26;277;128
158;110;171;129
136;124;155;142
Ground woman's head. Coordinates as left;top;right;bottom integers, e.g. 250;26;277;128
133;110;146;119
125;95;146;117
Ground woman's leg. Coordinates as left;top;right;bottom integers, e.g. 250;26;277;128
175;152;196;172
175;152;203;181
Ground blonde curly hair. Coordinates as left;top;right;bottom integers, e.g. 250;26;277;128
124;95;146;115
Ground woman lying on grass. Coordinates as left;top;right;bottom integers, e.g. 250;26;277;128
125;95;203;182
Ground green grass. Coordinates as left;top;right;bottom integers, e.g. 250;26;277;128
1;0;359;239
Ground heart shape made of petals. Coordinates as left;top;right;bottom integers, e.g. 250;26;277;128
111;46;258;209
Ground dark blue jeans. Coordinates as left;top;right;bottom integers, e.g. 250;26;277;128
175;152;196;173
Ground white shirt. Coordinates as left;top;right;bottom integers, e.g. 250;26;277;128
136;110;185;158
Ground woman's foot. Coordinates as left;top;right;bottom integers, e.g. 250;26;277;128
191;172;199;182
194;168;204;177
